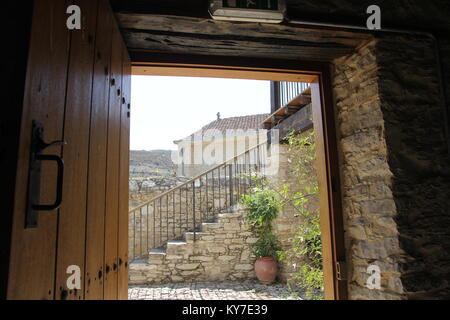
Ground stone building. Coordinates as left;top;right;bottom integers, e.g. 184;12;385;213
174;113;269;177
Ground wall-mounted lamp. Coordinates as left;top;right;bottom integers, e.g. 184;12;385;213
209;0;286;24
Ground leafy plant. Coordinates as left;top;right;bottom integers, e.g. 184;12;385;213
241;187;281;259
277;130;324;300
251;233;280;258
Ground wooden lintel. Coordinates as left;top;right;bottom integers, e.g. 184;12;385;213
117;13;372;61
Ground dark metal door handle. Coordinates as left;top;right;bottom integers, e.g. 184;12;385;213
32;154;64;211
26;120;66;228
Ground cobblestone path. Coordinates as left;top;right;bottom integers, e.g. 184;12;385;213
128;280;302;300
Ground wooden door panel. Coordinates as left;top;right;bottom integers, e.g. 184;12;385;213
84;0;114;300
54;0;99;300
7;0;71;300
103;26;124;300
118;46;131;300
8;0;131;300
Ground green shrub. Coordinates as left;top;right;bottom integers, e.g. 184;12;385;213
242;187;281;259
251;233;280;259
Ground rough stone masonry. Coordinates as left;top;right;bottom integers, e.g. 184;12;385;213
129;210;258;284
332;34;450;299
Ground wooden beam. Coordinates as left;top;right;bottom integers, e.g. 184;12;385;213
288;94;311;107
132;65;317;82
110;0;209;18
284;106;301;116
271;115;284;123
116;13;372;60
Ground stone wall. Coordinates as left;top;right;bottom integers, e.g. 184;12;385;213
129;176;189;208
333;35;450;299
333;39;406;299
377;35;450;299
440;39;450;140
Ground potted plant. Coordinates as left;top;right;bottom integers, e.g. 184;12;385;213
242;186;281;284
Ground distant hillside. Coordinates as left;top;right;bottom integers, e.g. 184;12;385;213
129;150;176;177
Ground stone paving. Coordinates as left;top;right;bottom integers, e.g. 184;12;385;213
128;280;302;300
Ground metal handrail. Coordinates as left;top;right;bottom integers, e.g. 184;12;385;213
130;141;267;212
129;141;269;261
279;82;309;109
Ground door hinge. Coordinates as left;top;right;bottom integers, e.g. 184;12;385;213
335;261;347;281
331;176;340;193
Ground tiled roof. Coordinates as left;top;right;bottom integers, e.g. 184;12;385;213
175;114;270;143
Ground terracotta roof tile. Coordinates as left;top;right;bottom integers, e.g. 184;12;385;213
176;114;269;143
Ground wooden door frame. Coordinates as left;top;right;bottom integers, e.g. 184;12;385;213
129;51;347;300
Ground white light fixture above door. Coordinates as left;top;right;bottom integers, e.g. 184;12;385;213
209;0;286;24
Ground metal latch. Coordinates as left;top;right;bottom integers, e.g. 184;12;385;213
25;120;66;228
336;261;347;281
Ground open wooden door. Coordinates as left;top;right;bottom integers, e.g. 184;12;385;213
6;0;130;300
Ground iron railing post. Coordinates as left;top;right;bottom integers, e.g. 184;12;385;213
133;208;136;261
153;201;155;249
159;197;162;248
179;188;182;236
166;195;169;243
146;204;149;256
185;186;188;235
139;207;142;258
192;181;196;241
206;173;209;220
199;177;203;225
218;167;221;210
229;164;233;207
212;170;215;212
172;192;175;238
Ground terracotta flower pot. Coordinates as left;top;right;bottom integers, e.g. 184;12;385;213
254;257;277;284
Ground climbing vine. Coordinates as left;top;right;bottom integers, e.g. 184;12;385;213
277;130;324;300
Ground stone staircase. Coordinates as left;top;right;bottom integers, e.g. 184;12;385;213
129;208;259;285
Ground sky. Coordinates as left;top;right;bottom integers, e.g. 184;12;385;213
130;75;271;151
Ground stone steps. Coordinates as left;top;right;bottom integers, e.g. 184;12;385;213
129;208;257;285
